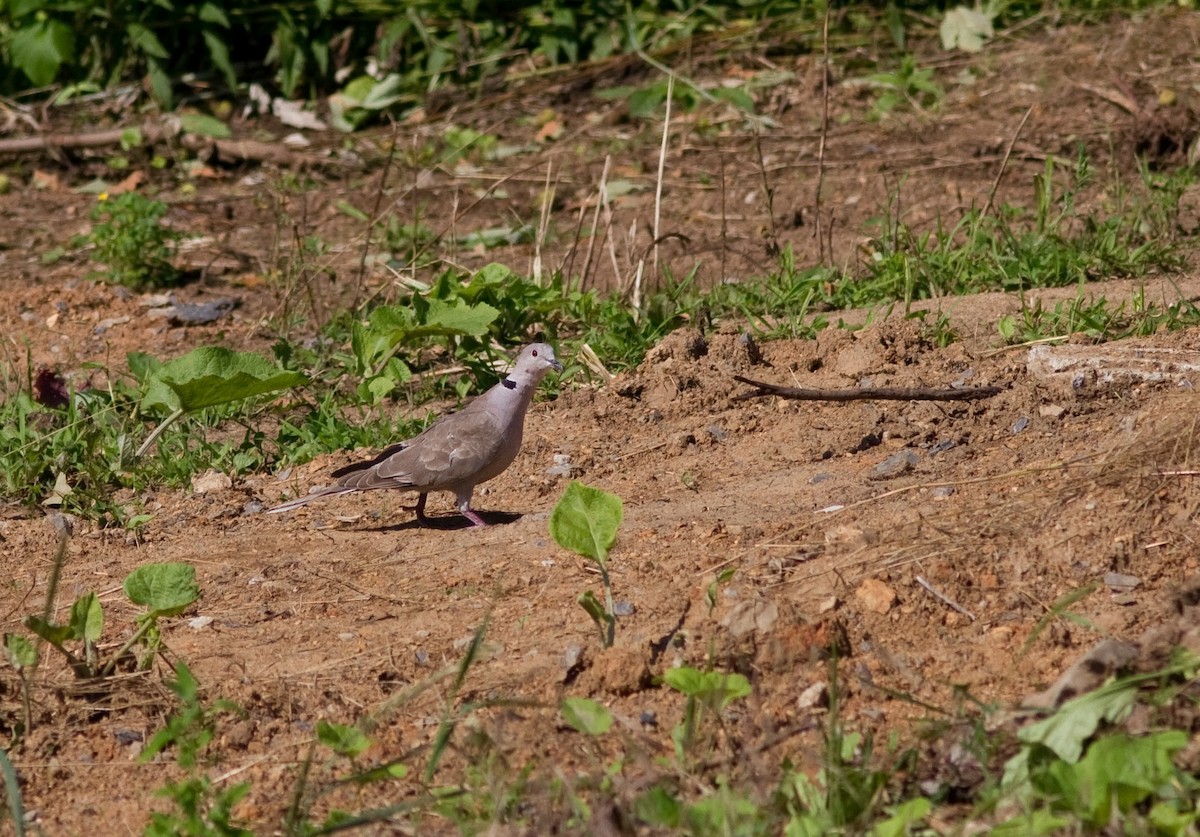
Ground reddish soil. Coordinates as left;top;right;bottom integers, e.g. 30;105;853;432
3;8;1200;834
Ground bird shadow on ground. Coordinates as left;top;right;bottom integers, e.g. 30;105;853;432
369;510;524;532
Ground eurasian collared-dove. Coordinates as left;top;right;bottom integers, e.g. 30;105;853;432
268;343;563;527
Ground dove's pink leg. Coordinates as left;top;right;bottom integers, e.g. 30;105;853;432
456;493;488;527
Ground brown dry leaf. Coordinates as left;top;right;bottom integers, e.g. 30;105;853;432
189;165;222;179
32;169;64;191
537;119;563;142
108;170;146;195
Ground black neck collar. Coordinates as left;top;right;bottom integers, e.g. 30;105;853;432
502;377;517;390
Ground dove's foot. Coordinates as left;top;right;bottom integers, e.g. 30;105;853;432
405;493;433;527
462;509;489;527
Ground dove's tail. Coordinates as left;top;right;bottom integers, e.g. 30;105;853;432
266;485;357;514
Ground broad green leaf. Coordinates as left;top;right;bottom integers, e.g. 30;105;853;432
68;592;103;642
635;786;682;827
872;797;932;837
561;697;612;736
420;298;499;337
712;86;756;113
179;113;231;139
4;633;37;668
10;20;75;86
1017;678;1139;763
550;481;622;564
23;615;71;646
123;562;200;617
140;347;307;414
317;721;371;758
1039;731;1188;826
661;667;751;710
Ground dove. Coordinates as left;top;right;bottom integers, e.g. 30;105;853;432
268;343;563;527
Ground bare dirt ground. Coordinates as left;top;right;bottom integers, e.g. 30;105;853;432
4;8;1200;834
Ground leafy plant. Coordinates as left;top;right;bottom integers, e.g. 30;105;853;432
20;562;199;677
661;666;751;761
87;193;183;290
130;346;308;457
143;661;251;837
549;481;624;648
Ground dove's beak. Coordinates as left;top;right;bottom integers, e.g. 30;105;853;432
550;358;564;373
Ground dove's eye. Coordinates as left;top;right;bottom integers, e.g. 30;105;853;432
532;349;539;357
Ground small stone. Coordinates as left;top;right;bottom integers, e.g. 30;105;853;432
1039;404;1066;419
243;500;264;515
562;644;583;670
613;600;636;617
1111;593;1138;606
931;486;956;499
871;450;918;479
706;424;728;442
809;472;832;485
639;710;658;728
855;578;898;614
928;438;957;455
721;599;779;637
546;453;576;478
796;681;829;710
188;616;214;630
191;469;232;494
1011;416;1030;434
817;595;839;614
1103;572;1141;591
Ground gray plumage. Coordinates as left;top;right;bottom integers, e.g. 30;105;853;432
268;343;563;526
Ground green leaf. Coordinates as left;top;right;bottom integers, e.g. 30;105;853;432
9;19;75;86
577;589;614;646
4;633;37;669
23;616;71;647
179;113;231;139
68;592;103;642
1017;678;1139;763
561;697;612;736
201;30;237;90
126;23;169;59
140;347;307;414
872;797;932;837
421;298;499;337
635;786;682;827
1038;731;1188;826
317;721;371;758
549;481;623;564
123;562;200;618
661;667;751;710
198;2;231;27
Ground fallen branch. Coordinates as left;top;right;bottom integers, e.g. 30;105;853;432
731;374;1001;403
0;118;320;168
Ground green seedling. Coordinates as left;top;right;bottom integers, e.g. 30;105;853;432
561;697;613;737
143;661;251;837
21;562;199;677
999;653;1200;833
549;481;623;648
130;346;308;458
660;666;751;760
87;193;183;290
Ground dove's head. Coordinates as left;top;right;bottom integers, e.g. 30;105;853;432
507;342;563;387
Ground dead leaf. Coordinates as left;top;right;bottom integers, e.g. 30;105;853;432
537;120;563;142
32;169;64;191
108;170;146;195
